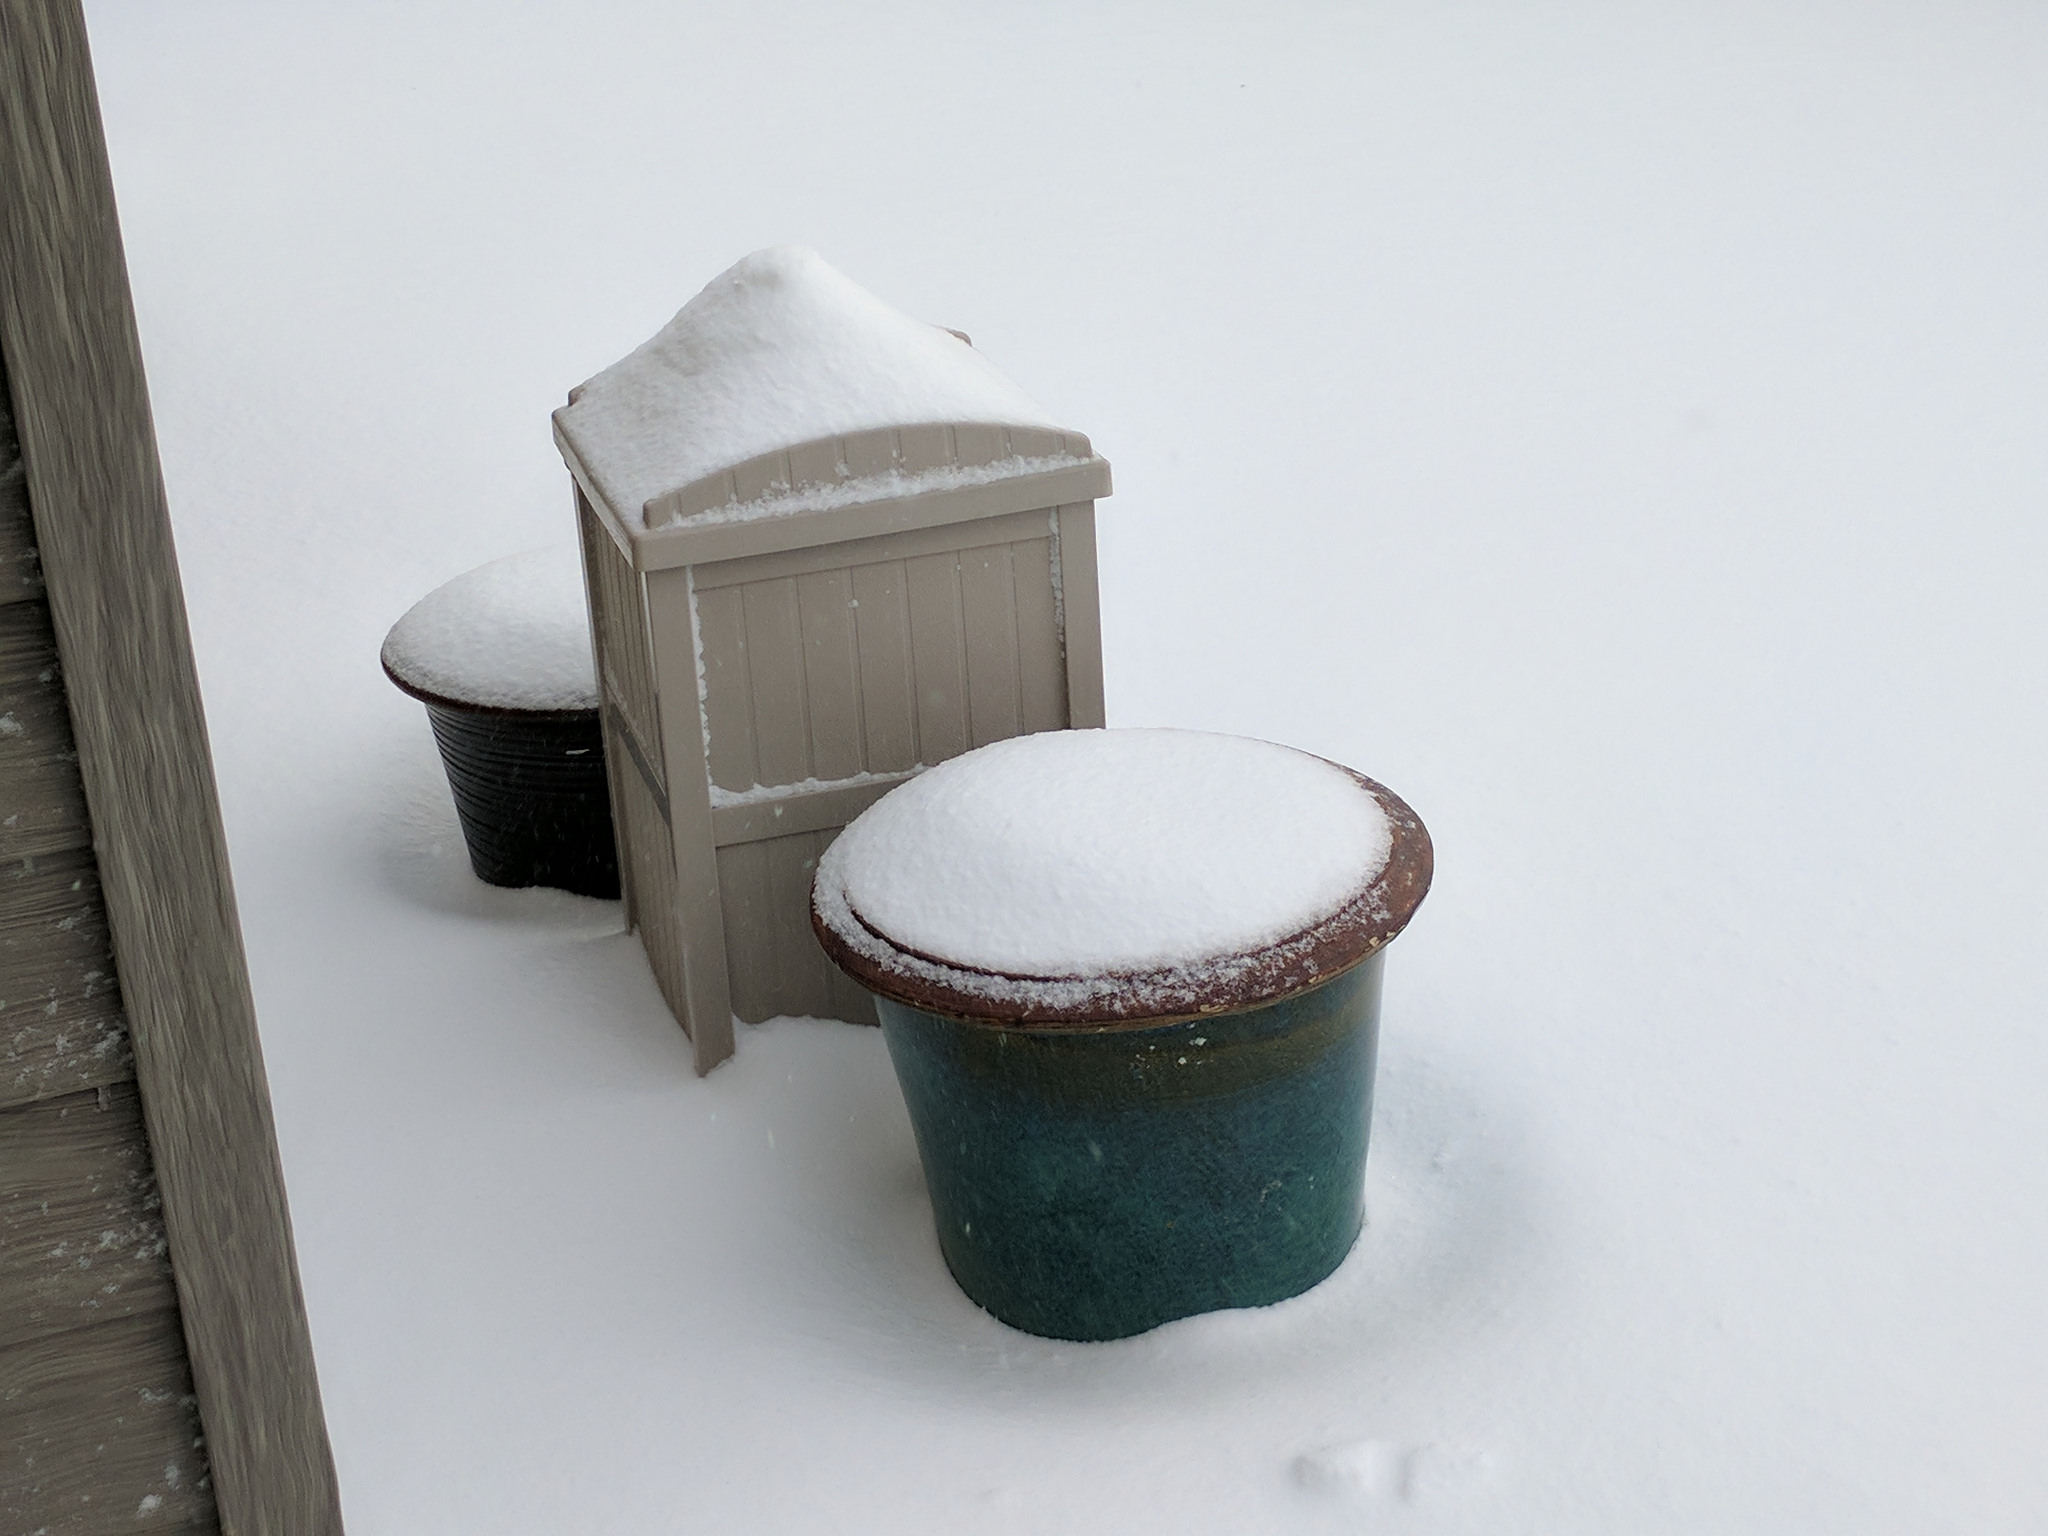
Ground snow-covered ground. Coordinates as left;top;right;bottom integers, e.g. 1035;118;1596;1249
90;2;2046;1530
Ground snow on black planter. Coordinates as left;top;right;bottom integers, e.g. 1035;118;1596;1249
382;546;619;899
812;728;1432;1341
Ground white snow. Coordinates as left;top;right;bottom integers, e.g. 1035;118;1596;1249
823;729;1390;978
379;545;597;711
555;246;1066;527
94;4;2048;1534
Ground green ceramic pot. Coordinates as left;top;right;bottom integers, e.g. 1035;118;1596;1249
815;758;1432;1342
876;954;1383;1340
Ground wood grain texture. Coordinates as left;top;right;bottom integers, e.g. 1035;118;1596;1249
0;379;45;604
0;840;130;1110
1;1306;218;1536
0;5;342;1531
0;595;92;861
1;1081;176;1351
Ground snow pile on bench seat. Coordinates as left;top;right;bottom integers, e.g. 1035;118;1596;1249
557;246;1065;528
821;729;1392;979
381;545;598;712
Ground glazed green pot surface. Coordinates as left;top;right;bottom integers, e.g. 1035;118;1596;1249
879;953;1382;1342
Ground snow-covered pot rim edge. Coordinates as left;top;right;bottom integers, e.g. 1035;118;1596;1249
812;766;1433;1032
381;657;601;723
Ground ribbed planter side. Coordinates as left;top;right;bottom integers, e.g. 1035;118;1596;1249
879;954;1383;1341
423;702;619;899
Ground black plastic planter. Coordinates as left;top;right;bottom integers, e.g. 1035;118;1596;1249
380;547;618;900
416;694;618;899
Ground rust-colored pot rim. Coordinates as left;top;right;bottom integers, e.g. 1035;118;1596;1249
381;657;600;724
812;765;1433;1032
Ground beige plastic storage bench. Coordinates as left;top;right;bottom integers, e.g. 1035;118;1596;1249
552;248;1111;1073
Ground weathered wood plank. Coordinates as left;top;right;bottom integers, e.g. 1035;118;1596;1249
849;560;917;773
959;542;1021;748
0;846;129;1110
739;576;810;786
0;1306;218;1536
0;381;45;605
0;597;92;861
1011;535;1067;735
795;568;862;782
905;551;968;764
0;4;342;1529
0;1081;177;1351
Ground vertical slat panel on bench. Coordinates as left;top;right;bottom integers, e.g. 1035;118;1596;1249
739;577;809;786
597;707;642;931
959;542;1021;748
617;749;683;1019
714;839;774;1024
1011;534;1068;734
694;583;754;793
717;827;875;1025
818;825;879;1027
581;495;661;775
905;551;967;764
850;560;917;774
796;568;862;782
765;829;833;1018
645;566;735;1070
1055;504;1107;730
578;498;640;928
